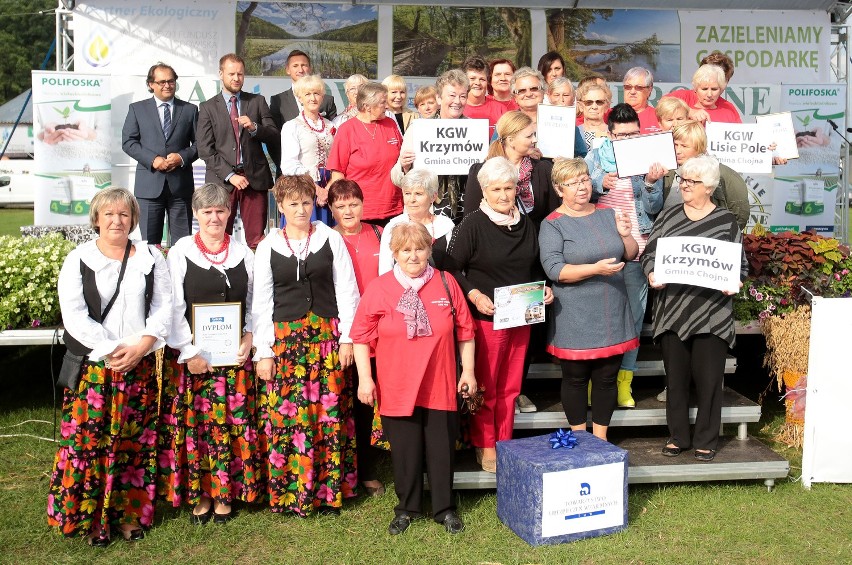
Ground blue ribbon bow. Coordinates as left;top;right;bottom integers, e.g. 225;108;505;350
549;428;578;449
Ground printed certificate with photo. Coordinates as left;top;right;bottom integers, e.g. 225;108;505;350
493;281;546;330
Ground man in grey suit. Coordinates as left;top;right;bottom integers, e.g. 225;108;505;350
268;50;337;175
196;53;279;249
122;63;198;244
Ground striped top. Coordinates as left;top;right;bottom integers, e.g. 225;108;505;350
596;177;647;259
641;205;748;347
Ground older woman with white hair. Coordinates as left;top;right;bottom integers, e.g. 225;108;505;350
642;154;747;462
546;78;589;159
332;74;368;128
379;168;455;274
446;156;553;473
280;74;337;225
662;64;741;125
328;82;404;224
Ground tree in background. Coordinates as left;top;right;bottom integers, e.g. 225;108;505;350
0;0;55;105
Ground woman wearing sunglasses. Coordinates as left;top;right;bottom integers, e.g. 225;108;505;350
576;82;612;152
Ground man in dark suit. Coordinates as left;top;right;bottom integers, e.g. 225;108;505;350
196;53;279;249
268;50;337;175
122;63;198;244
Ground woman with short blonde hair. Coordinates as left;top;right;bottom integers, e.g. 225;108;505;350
382;74;417;133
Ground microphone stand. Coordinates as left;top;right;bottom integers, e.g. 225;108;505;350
826;119;851;243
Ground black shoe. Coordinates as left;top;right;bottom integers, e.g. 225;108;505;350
121;528;145;542
388;514;413;535
213;510;233;524
662;444;685;457
87;535;110;548
189;507;213;526
441;512;464;534
694;449;716;462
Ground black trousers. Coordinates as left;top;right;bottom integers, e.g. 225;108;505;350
138;181;192;246
381;407;458;522
560;355;623;427
352;362;380;483
661;332;728;451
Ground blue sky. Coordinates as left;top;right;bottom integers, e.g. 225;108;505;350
584;10;680;45
237;2;377;37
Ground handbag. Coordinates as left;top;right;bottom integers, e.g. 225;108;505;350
57;241;132;391
438;270;484;415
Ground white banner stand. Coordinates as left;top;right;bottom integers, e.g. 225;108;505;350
802;296;852;488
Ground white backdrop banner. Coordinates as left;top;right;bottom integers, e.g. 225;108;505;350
679;11;831;84
73;0;235;75
32;72;112;226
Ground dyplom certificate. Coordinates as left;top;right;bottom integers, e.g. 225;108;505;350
192;302;242;366
492;281;547;330
653;237;743;293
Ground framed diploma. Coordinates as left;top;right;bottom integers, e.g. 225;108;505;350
492;281;546;330
192;302;242;367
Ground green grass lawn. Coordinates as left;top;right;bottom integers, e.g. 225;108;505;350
0;208;33;237
1;345;850;564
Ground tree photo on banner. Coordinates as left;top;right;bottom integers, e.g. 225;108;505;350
546;10;680;82
237;2;378;78
392;7;531;77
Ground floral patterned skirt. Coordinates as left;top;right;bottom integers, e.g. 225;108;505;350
259;313;357;515
47;356;158;538
157;349;265;507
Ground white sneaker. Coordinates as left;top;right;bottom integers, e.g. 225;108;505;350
516;394;537;413
656;388;667;402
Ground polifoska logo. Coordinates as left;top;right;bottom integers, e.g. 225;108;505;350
83;31;112;67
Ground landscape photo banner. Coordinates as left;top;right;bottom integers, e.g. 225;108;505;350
73;0;234;75
679;10;830;84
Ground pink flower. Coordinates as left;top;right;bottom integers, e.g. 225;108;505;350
227;393;245;412
759;310;770;320
278;399;297;417
836;273;842;281
216;469;230;486
230;457;244;474
213;378;226;398
185;435;195;452
31;319;41;327
141;499;155;525
158;449;175;469
303;381;320;402
292;430;307;452
139;427;157;446
60;420;76;439
268;449;286;468
320;392;338;410
120;466;146;488
749;286;757;296
317;484;334;502
244;427;257;443
194;396;211;412
755;292;764;301
842;269;849;275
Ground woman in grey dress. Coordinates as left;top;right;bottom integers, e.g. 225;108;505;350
539;158;639;441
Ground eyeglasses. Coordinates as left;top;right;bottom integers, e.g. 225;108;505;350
623;84;650;91
559;177;592;190
583;99;607;106
151;79;176;87
612;130;641;139
515;86;541;96
674;174;704;188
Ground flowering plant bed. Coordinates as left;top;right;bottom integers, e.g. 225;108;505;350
0;233;76;330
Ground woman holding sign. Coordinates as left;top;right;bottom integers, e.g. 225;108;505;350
446;157;553;472
253;174;360;515
159;183;261;524
641;154;748;462
539;158;638;442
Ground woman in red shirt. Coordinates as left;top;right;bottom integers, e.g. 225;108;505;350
351;222;476;536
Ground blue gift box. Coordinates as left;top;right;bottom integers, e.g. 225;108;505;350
496;431;629;546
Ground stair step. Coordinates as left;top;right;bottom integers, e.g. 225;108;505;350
527;356;737;379
514;388;760;429
450;435;788;489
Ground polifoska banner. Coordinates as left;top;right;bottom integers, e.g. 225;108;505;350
679;11;831;84
73;0;235;75
32;71;112;225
